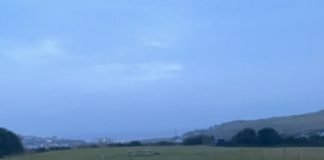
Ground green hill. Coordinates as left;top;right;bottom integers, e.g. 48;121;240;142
184;109;324;140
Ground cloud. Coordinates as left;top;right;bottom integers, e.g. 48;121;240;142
92;62;184;82
56;62;183;91
69;62;184;89
142;38;171;49
0;39;65;65
135;62;183;81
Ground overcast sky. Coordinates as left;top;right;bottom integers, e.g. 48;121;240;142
0;0;324;140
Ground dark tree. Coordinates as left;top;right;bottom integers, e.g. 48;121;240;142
258;128;282;146
282;136;308;146
0;128;24;158
232;128;257;146
308;135;324;146
128;141;142;146
183;135;214;145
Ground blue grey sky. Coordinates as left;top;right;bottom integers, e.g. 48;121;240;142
0;0;324;140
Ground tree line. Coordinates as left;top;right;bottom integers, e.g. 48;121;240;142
2;126;324;158
183;127;324;147
230;128;324;147
230;128;282;146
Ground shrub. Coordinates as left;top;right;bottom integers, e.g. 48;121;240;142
258;128;282;146
183;135;214;145
232;128;257;146
0;128;24;158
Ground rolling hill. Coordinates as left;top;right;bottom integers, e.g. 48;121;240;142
184;109;324;140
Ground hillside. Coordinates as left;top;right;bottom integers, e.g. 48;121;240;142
184;109;324;140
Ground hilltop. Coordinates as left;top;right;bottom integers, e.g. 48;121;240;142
184;109;324;140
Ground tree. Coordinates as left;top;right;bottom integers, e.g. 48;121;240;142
258;128;282;146
183;135;214;145
0;128;24;158
308;135;324;146
232;128;257;146
128;141;142;146
282;136;308;146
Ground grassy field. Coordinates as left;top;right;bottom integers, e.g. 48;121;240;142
4;146;324;160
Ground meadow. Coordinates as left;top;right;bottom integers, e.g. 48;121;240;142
4;146;324;160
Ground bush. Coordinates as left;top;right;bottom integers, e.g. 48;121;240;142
183;135;214;145
48;146;71;151
258;128;282;146
231;128;324;147
232;128;257;146
0;128;24;158
108;141;143;147
128;141;142;146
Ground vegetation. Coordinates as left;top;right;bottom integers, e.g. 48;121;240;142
0;128;24;158
258;128;282;146
151;141;178;146
232;128;257;146
231;127;281;146
182;135;214;145
127;141;142;147
229;127;324;147
4;146;324;160
184;109;324;140
282;135;324;147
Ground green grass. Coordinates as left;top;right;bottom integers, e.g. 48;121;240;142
4;146;324;160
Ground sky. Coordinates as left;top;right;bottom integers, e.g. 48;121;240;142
0;0;324;140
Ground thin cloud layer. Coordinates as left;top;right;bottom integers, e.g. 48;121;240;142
0;39;65;65
1;0;324;139
77;62;184;88
0;37;183;92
